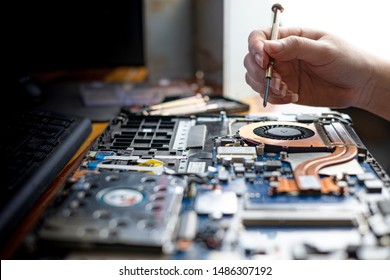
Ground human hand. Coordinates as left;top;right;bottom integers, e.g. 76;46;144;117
244;27;375;109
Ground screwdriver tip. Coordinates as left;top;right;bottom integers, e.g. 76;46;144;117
263;78;271;108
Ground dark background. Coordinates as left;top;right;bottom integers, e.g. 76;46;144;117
8;0;144;77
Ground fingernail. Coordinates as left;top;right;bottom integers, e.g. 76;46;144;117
271;78;281;90
291;94;299;103
265;40;283;53
281;83;287;97
254;53;263;67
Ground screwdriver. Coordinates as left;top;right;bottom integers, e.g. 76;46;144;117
263;3;284;107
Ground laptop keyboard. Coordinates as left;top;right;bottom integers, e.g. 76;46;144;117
0;109;92;245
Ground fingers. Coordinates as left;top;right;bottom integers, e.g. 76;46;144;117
247;29;270;68
244;49;289;95
245;72;283;96
248;27;327;68
265;93;299;105
244;56;282;90
243;53;263;78
245;26;327;105
250;27;326;44
264;36;331;65
245;71;298;104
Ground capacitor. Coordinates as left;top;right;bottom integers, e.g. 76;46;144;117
280;151;288;160
218;168;230;182
256;144;265;155
222;156;233;167
244;158;255;169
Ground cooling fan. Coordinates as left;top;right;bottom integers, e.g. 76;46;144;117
238;120;361;195
253;124;315;141
239;121;327;152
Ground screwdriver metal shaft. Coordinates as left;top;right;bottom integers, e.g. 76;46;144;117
263;3;284;107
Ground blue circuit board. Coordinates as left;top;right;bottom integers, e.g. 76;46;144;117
25;111;390;260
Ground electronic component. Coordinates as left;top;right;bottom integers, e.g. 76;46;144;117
194;191;238;216
216;146;257;163
242;210;360;227
25;110;389;260
38;173;185;253
177;210;198;241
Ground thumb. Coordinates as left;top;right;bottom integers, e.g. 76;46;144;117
264;36;328;63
